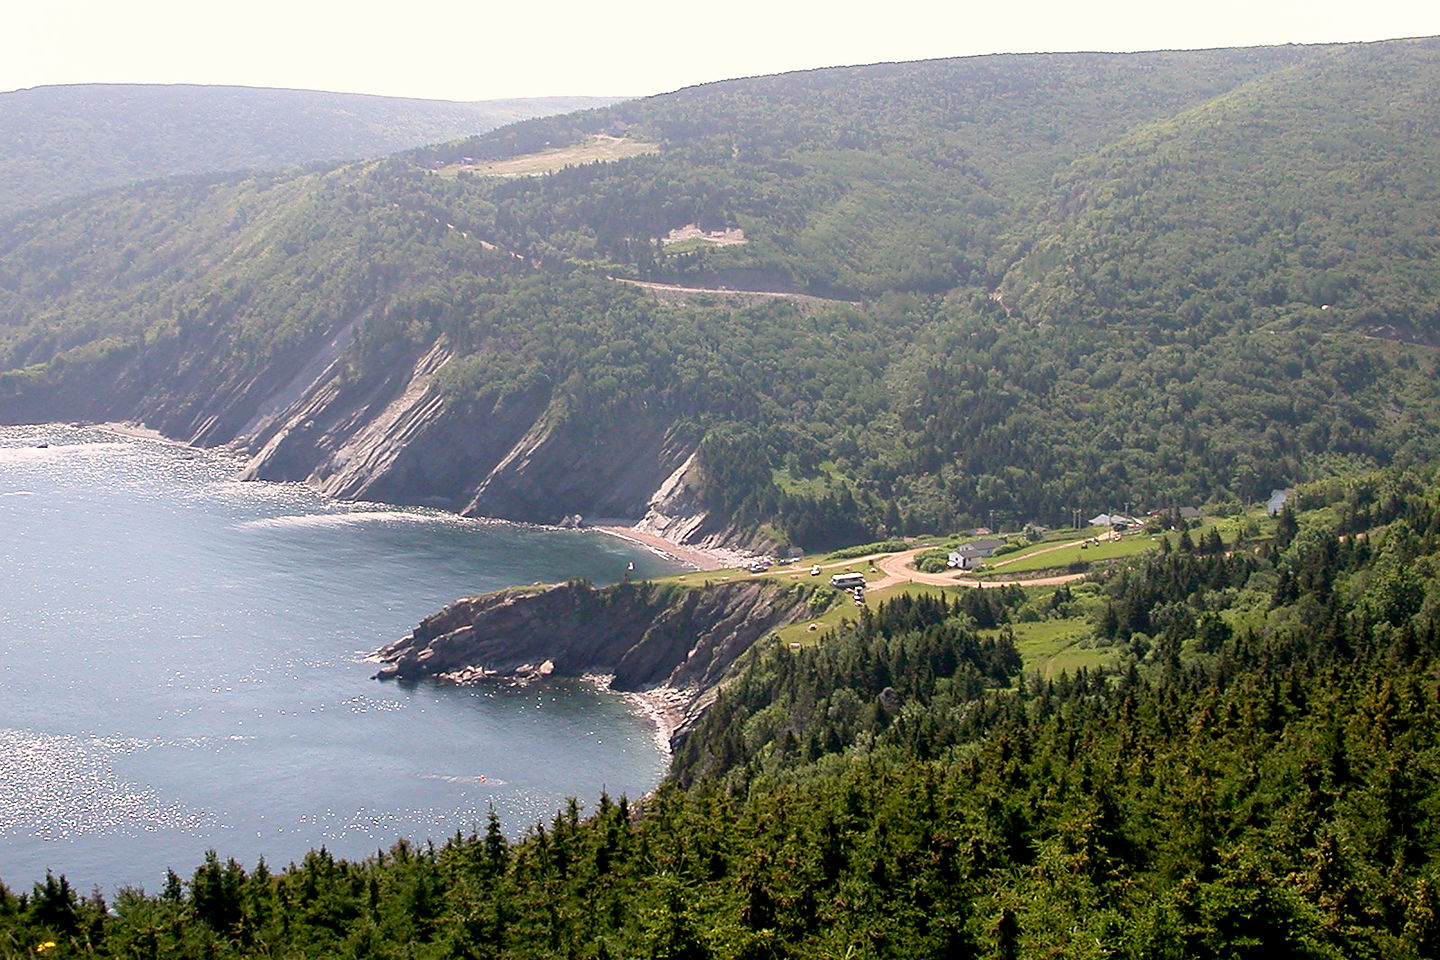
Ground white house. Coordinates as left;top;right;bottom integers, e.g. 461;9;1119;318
947;547;987;569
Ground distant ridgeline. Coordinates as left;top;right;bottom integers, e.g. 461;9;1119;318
6;466;1440;955
3;40;1440;549
0;84;618;215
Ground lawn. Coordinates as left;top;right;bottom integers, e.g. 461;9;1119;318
980;530;1160;576
770;580;955;647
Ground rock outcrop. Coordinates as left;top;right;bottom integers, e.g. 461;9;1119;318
632;452;771;556
371;579;827;743
233;340;700;524
2;317;724;543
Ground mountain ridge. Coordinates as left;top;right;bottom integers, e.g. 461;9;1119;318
3;41;1440;549
0;83;620;215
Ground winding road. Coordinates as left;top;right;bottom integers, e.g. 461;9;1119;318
758;541;1093;591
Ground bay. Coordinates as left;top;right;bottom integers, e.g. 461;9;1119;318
0;423;681;894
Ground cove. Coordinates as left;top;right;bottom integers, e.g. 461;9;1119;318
0;424;682;894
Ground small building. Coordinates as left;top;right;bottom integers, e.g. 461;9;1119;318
948;547;986;570
967;538;1007;557
1267;489;1292;516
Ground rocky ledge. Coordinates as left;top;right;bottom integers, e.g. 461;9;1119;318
371;579;827;745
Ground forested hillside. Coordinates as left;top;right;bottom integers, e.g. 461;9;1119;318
4;40;1440;548
0;85;616;215
6;468;1440;956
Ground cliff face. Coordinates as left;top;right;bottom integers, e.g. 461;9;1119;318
237;348;703;523
632;451;754;554
371;579;827;741
0;159;725;542
2;319;717;536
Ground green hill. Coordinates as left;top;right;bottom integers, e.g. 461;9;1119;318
0;84;618;215
3;40;1440;549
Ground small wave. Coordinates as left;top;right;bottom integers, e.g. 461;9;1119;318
342;696;403;713
420;774;507;786
0;442;132;464
235;511;446;531
0;490;36;497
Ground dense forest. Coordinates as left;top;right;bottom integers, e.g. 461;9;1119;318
6;466;1440;956
5;40;1440;546
0;85;615;216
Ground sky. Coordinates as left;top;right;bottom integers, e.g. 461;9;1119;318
6;0;1436;102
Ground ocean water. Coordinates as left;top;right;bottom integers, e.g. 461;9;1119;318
0;424;681;894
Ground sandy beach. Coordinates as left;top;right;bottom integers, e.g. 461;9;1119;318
95;420;180;444
89;421;746;578
594;525;739;572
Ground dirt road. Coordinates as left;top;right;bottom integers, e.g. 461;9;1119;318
751;545;1089;591
602;523;1095;592
869;549;1089;590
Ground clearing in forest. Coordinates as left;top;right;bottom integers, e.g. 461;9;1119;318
435;135;659;178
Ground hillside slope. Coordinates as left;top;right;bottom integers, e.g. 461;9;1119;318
0;84;617;215
8;469;1440;956
4;41;1440;546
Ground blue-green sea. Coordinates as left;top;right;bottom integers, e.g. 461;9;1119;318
0;424;681;894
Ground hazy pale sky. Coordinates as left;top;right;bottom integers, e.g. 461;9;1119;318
6;0;1436;101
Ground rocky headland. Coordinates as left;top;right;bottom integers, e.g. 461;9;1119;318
371;578;829;746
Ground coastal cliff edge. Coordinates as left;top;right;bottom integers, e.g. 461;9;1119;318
371;579;827;746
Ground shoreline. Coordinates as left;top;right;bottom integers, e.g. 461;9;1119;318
583;674;691;755
593;525;739;572
76;423;739;572
56;420;748;577
93;419;189;446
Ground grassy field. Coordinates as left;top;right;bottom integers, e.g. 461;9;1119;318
436;136;659;178
769;586;1118;679
653;238;712;256
981;530;1161;576
975;510;1272;578
771;580;976;646
648;512;1281;675
659;555;1115;679
1000;617;1122;680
